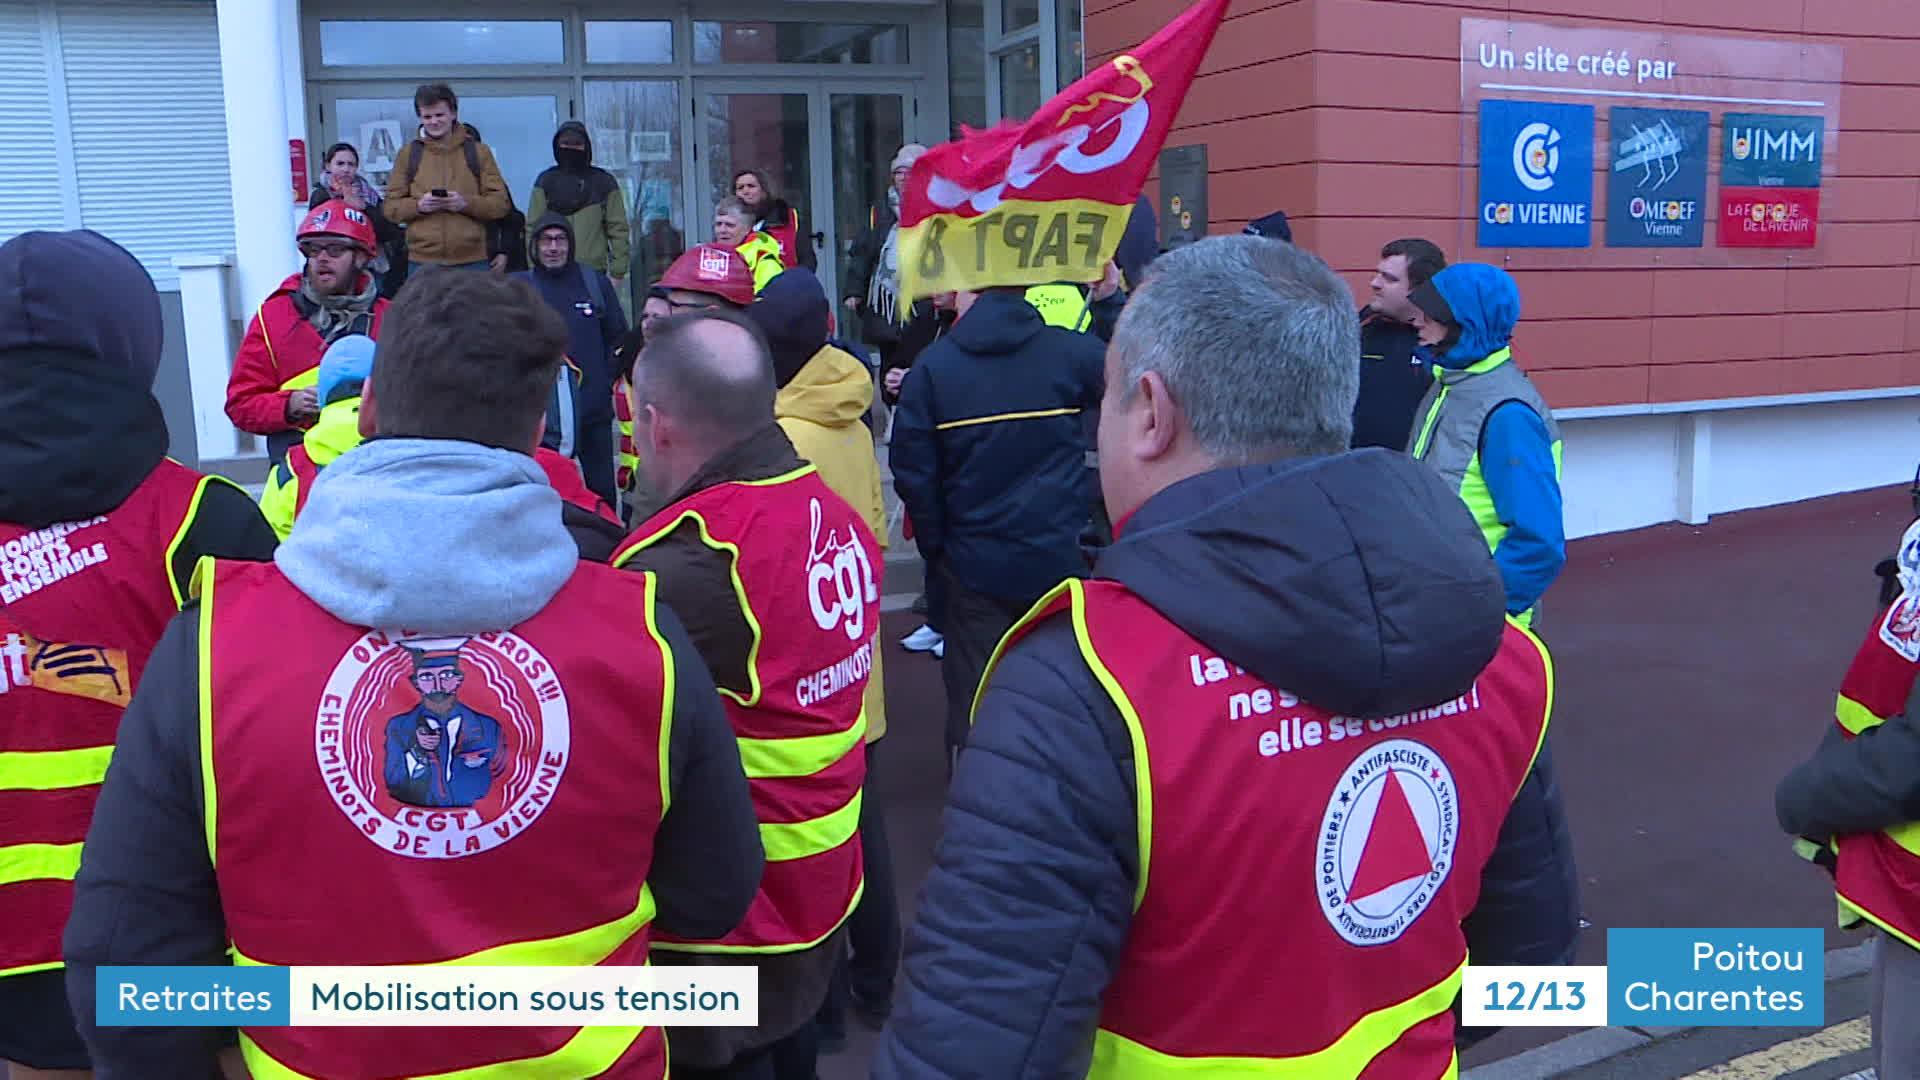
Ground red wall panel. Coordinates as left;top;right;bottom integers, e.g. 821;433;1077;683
1085;0;1920;408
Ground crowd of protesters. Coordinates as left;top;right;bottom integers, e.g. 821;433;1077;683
0;69;1614;1080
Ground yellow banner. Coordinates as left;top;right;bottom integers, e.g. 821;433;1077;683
896;197;1134;306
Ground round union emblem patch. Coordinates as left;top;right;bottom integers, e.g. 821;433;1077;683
1317;738;1458;946
314;631;570;860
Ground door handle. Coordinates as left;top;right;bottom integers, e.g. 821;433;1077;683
810;231;826;246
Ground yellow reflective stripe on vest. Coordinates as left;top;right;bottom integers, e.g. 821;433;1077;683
738;713;866;779
1065;581;1155;914
1410;384;1450;459
1088;960;1466;1078
279;367;320;392
164;475;235;610
1837;693;1880;736
0;746;114;791
610;466;818;708
657;878;866;956
232;882;658;969
237;1024;644;1080
613;509;763;708
760;790;862;862
974;579;1155;912
641;571;677;817
936;407;1082;432
1829;694;1920;858
197;558;220;862
0;841;83;886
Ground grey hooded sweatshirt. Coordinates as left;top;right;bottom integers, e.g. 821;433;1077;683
61;437;763;1077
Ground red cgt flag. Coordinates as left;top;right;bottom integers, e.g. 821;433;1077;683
896;0;1229;304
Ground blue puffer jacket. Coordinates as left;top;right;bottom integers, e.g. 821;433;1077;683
889;290;1106;605
1421;263;1565;617
873;450;1582;1079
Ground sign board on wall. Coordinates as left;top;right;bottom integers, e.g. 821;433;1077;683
1158;144;1208;250
1458;19;1842;264
1718;112;1823;248
1477;99;1595;248
1605;107;1708;248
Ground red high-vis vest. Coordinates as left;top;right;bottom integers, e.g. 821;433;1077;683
611;465;878;952
980;579;1553;1077
0;460;230;977
1829;599;1920;950
198;558;675;1078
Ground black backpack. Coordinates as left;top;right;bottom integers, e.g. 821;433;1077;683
401;125;527;272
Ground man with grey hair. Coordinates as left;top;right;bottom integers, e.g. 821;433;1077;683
874;235;1579;1078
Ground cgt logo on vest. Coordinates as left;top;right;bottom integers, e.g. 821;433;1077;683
315;632;570;860
1317;739;1459;946
806;498;879;643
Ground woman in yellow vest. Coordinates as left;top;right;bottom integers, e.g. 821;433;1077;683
712;197;784;294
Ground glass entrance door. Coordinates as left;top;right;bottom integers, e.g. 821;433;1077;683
697;86;816;271
827;87;910;337
693;80;913;305
317;81;569;218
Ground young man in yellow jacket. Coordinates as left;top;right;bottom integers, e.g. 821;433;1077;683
383;83;510;274
749;267;900;1030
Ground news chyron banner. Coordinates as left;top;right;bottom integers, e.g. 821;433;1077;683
1462;928;1826;1029
895;0;1229;303
98;966;757;1028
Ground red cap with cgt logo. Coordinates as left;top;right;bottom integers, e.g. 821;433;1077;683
657;244;756;308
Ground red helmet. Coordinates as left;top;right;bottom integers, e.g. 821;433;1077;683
657;244;756;308
298;200;377;255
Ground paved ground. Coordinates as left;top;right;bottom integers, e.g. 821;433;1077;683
822;482;1914;1079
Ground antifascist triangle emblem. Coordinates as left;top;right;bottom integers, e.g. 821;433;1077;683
1317;739;1459;946
1347;769;1433;902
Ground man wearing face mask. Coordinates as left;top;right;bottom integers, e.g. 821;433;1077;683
528;122;631;306
1406;263;1565;627
225;201;390;469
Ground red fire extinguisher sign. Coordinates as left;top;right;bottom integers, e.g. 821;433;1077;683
290;138;308;202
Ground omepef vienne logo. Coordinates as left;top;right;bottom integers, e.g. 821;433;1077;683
315;632;570;860
1318;739;1458;946
1512;122;1562;192
1606;107;1707;249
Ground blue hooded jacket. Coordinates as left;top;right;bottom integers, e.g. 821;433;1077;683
1420;263;1564;616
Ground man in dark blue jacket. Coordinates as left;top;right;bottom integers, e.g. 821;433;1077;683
873;236;1579;1078
1355;237;1445;450
889;286;1106;773
518;212;628;504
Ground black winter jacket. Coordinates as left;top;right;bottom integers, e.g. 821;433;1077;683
873;451;1582;1078
1353;307;1432;451
889;291;1106;605
0;230;278;572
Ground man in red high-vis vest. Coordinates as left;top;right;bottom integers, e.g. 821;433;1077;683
614;310;879;1080
874;235;1579;1079
1778;512;1920;1076
225;200;390;469
0;230;280;1079
62;270;763;1079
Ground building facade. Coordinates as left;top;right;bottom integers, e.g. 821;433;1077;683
1;0;1914;536
1091;0;1920;536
